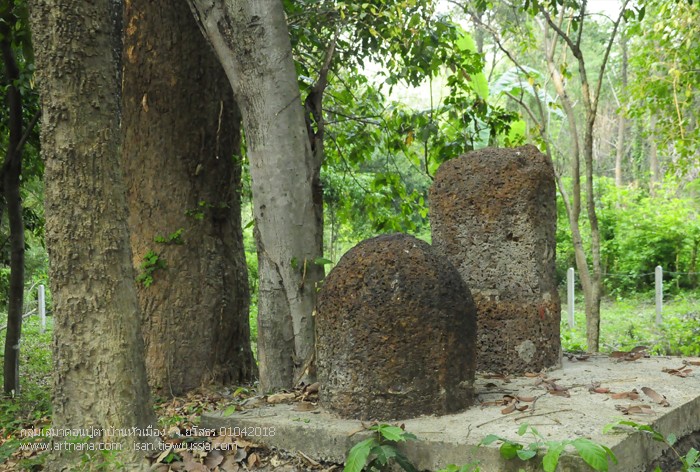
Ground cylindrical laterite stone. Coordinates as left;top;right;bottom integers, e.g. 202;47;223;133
430;145;561;374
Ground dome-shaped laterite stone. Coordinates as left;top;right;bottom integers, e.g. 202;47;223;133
316;233;477;420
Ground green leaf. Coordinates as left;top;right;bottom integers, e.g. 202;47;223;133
373;424;406;442
222;405;236;416
344;438;377;472
499;442;522;460
480;434;502;446
394;451;418;472
542;443;566;472
371;444;396;465
571;439;614;472
517;423;529;436
516;448;537;461
314;257;334;265
666;433;677;446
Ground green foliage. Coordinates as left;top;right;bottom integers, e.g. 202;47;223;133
598;180;700;294
436;464;480;472
555;177;700;295
154;228;184;245
626;0;700;172
0;314;52;465
481;423;617;472
135;250;166;288
344;424;417;472
605;420;700;472
184;200;228;221
659;309;700;356
561;295;700;354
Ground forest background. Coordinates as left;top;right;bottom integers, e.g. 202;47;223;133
0;0;698;467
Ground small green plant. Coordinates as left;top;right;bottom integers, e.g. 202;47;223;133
481;423;617;472
344;424;417;472
437;463;480;472
185;200;230;221
136;250;166;287
605;420;700;472
154;228;184;245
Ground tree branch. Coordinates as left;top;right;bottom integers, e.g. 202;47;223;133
15;109;41;156
592;0;629;114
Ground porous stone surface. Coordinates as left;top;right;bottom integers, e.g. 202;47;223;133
429;145;561;374
315;233;477;420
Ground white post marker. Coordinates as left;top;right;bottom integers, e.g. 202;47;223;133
567;267;575;328
655;266;663;325
38;284;46;333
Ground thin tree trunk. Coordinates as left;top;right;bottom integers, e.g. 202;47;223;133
583;122;603;353
188;0;323;390
1;2;25;396
615;34;628;188
29;0;157;468
649;115;661;195
539;0;626;352
122;0;255;396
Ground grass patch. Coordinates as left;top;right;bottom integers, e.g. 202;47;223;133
561;292;700;355
0;312;53;469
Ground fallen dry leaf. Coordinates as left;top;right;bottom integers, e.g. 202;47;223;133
542;378;569;397
293;401;317;412
610;389;639;400
684;359;700;366
233;446;247;463
298;451;320;467
588;382;610;394
615;404;654;415
219;455;242;472
180;450;208;472
247;452;261;468
267;392;296;404
304;382;320;394
610;346;648;361
663;366;693;377
501;403;517;414
204;449;225;469
235;438;259;449
641;386;670;407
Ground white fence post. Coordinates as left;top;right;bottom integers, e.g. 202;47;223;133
655;266;663;325
567;267;575;328
38;284;46;333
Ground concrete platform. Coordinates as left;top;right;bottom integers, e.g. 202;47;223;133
201;356;700;471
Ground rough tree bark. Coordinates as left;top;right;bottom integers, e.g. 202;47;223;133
187;0;324;390
122;0;255;396
0;1;25;396
29;0;156;468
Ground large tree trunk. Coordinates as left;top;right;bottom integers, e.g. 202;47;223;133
122;0;255;396
188;0;324;390
1;3;25;396
29;0;156;468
